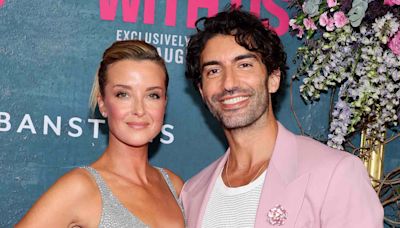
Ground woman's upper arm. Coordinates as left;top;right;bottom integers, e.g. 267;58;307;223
15;168;98;228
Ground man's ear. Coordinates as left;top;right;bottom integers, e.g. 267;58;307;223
198;83;204;99
268;70;281;93
97;95;107;118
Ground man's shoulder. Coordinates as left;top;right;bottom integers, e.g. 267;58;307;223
296;134;347;157
294;134;361;174
278;122;354;166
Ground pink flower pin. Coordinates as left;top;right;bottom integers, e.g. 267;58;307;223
267;204;288;226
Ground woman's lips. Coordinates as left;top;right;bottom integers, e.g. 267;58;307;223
126;121;149;129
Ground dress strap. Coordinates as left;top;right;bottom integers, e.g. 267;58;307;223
81;166;109;197
80;166;149;227
156;167;185;215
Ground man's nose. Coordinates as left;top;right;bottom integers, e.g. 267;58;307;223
222;67;238;91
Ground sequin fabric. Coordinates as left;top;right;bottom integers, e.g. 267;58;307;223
83;166;184;228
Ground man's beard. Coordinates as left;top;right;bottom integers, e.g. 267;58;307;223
204;78;269;130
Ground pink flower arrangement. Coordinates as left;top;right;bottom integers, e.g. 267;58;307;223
319;13;335;31
327;0;337;8
290;0;399;39
384;0;400;6
326;19;335;31
333;11;349;28
296;26;305;38
319;12;330;26
303;18;317;30
289;2;400;223
388;31;400;55
290;19;305;38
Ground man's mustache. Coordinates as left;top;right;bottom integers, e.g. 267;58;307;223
211;87;254;102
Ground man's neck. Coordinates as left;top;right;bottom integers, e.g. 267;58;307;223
224;115;278;170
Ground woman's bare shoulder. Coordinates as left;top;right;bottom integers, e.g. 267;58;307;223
43;167;99;200
15;167;101;227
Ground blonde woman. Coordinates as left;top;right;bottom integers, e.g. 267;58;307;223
16;40;185;228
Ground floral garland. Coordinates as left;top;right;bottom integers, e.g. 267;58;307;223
289;0;400;150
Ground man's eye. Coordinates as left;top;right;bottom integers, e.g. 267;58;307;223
239;63;252;68
206;68;220;76
116;92;129;98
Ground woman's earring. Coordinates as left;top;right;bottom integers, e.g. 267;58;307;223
102;112;107;118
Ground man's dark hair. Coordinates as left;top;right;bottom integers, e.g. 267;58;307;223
185;5;288;98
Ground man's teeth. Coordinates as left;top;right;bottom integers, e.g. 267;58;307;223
222;96;248;104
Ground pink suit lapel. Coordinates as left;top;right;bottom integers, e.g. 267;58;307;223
192;152;230;228
255;123;310;227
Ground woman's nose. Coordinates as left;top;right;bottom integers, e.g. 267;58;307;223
131;98;145;117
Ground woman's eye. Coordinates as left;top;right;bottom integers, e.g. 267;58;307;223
149;93;161;99
116;92;129;98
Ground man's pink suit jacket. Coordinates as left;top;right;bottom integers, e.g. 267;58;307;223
180;122;383;228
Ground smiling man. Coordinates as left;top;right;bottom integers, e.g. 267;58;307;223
180;6;383;228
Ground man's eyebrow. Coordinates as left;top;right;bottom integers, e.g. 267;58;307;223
201;60;220;71
200;53;258;72
233;53;258;62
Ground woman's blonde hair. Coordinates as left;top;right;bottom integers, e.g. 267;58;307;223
89;40;168;111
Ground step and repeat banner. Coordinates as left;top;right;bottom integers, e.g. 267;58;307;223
0;0;398;226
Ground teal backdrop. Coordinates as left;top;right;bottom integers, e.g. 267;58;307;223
0;0;398;227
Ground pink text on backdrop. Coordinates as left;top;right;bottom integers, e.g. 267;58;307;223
100;0;289;36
